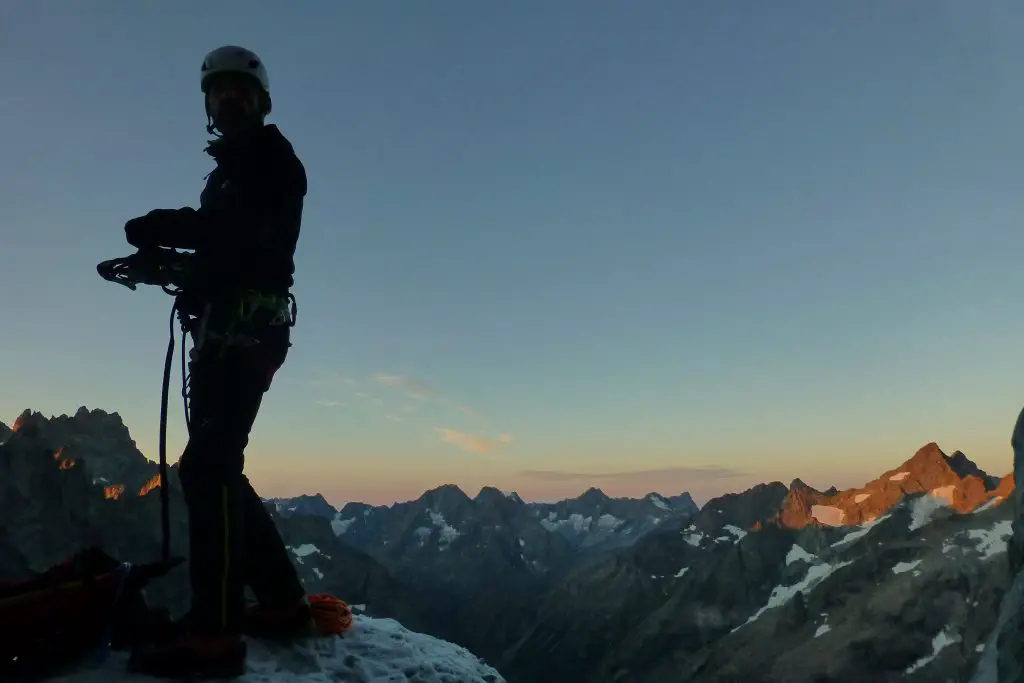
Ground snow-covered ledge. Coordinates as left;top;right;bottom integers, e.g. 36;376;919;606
50;615;505;683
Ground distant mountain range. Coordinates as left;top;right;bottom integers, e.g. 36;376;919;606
1;406;1018;683
268;483;699;558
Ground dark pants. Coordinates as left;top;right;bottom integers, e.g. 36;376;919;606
176;326;305;635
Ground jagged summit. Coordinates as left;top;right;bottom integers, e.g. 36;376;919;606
12;406;130;437
686;443;1013;536
577;486;610;505
474;485;525;507
777;442;1011;530
409;484;477;525
268;492;338;519
4;407;159;497
789;478;822;493
421;483;469;498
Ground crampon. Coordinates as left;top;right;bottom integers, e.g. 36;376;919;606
96;247;193;294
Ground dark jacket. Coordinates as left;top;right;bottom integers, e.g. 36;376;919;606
130;124;306;301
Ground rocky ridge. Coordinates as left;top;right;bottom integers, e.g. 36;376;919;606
500;443;1014;683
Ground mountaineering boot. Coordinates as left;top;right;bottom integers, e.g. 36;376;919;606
243;596;314;639
127;633;247;679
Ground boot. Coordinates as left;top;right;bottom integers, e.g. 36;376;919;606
243;597;314;639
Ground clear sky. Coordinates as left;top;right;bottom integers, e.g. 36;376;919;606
3;2;1024;507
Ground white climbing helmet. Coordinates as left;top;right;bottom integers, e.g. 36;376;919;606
200;45;269;94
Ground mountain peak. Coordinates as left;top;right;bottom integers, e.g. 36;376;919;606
668;492;699;512
298;493;330;505
891;442;999;489
777;442;1009;530
903;442;952;472
474;486;524;505
789;478;818;493
11;409;41;435
578;487;609;504
418;484;471;508
699;482;789;530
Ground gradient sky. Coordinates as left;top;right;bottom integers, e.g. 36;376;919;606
3;2;1024;507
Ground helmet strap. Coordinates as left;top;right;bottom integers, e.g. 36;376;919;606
205;114;222;139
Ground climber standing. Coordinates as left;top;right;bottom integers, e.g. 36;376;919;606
123;46;313;678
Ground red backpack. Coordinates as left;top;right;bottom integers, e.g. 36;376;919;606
0;546;182;681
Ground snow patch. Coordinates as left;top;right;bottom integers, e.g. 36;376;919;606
540;513;593;534
596;513;623;531
854;493;871;504
428;510;461;548
499;489;522;503
288;544;328;564
966;520;1013;560
904;629;960;675
974;497;1003;513
648;493;671;511
831;513;891;547
786;544;818;566
931;485;957;504
892;559;922;575
674;566;689;579
909;492;953;531
736;559;854;631
722;524;747;540
814;623;831;638
683;531;704;547
810;505;845;527
312;567;323;579
331;516;356;535
890;471;910;481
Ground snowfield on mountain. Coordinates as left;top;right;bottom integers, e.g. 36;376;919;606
46;615;504;683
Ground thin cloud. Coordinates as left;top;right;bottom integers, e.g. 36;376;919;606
374;374;438;397
384;414;403;422
435;428;512;454
314;400;343;408
519;465;747;483
373;371;505;440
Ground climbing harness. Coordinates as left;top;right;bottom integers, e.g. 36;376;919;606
96;247;298;561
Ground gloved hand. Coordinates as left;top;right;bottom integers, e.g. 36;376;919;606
124;209;182;249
